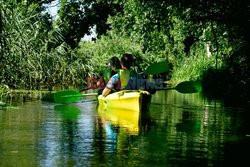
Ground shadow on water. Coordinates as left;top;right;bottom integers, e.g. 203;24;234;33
201;68;250;107
149;90;250;167
175;111;201;134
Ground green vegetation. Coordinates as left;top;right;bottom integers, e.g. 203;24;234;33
0;1;94;92
0;0;249;100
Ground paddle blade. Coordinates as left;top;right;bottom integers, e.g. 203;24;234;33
54;90;82;104
175;81;202;93
144;60;169;75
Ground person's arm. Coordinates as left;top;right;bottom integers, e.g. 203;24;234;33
102;87;111;97
101;74;119;97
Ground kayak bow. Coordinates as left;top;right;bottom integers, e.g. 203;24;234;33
98;90;151;112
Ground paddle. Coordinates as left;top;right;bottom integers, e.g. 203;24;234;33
162;81;202;93
144;60;169;75
42;90;98;104
42;80;202;104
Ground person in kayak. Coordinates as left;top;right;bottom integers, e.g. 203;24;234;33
102;53;134;97
108;56;122;76
96;56;121;94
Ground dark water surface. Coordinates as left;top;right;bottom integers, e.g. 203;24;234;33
0;90;250;167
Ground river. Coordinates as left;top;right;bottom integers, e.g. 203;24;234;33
0;90;250;167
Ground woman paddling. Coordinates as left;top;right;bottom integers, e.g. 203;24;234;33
96;56;121;94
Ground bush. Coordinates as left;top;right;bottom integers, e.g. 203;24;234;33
77;31;169;77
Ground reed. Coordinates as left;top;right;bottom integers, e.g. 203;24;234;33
0;2;94;90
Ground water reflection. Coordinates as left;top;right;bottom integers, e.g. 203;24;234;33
98;107;140;135
0;91;250;166
0;101;45;167
39;101;95;167
175;111;201;133
55;105;80;121
55;105;80;166
91;100;152;166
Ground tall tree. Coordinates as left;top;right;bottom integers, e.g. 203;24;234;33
55;0;121;48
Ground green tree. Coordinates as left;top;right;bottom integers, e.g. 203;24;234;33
53;0;121;48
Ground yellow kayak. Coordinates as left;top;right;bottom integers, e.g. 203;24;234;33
98;90;151;112
98;90;151;135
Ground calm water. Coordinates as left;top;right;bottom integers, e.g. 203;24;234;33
0;90;250;167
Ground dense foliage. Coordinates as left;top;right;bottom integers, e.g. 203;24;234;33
0;0;249;99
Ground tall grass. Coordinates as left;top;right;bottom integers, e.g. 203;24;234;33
0;2;94;91
171;41;215;84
